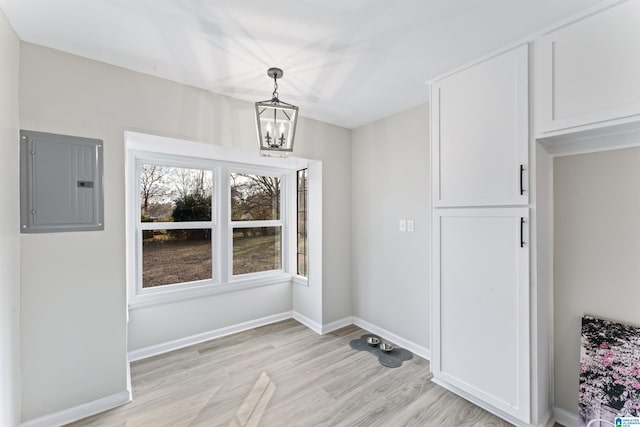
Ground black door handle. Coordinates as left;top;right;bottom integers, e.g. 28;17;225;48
520;217;525;248
520;164;525;196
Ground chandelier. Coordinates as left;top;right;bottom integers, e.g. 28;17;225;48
255;67;298;157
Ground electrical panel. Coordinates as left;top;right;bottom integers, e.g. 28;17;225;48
20;130;104;233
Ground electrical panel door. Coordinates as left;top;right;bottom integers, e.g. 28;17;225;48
20;130;104;233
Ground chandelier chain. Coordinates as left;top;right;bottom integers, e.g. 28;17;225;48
272;76;279;99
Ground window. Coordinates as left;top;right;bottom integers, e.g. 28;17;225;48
138;164;214;289
230;173;282;275
296;169;308;277
126;131;318;306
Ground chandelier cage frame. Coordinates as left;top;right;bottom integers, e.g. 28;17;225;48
255;67;299;156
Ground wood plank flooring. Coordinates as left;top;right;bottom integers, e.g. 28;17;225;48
67;320;513;426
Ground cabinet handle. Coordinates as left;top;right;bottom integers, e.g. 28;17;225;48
520;164;525;195
520;217;525;248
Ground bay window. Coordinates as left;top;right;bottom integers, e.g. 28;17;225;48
126;140;309;307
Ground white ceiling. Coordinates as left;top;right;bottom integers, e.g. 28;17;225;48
0;0;608;129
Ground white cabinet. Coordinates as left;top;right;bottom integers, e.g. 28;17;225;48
432;208;530;423
430;44;537;426
536;0;640;137
431;45;528;207
429;3;640;426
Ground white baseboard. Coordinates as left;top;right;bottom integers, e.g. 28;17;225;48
128;311;431;369
128;311;292;362
352;316;431;361
433;377;539;427
291;311;322;334
20;390;131;427
541;410;556;427
125;357;132;395
554;407;578;427
322;316;353;334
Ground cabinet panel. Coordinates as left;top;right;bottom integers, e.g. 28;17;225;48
432;208;530;422
431;45;528;207
536;1;640;135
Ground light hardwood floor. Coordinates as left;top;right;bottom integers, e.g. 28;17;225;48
67;320;513;426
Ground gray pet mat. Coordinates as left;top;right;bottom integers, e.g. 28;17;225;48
349;334;413;368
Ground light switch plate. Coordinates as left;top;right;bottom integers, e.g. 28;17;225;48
407;219;415;232
399;219;407;232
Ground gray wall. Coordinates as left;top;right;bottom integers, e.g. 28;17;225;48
301;119;352;325
351;103;430;350
0;8;20;427
554;146;640;414
19;42;352;422
534;145;554;424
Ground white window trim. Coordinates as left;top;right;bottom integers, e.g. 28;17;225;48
134;157;218;296
292;275;309;286
289;169;310;286
228;167;287;279
125;131;316;309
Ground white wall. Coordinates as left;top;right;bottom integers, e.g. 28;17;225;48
19;42;351;422
534;144;554;425
290;119;352;328
553;146;640;415
292;161;323;327
351;103;430;350
296;119;352;325
0;8;20;427
129;284;292;350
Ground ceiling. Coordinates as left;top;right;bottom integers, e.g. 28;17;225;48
0;0;608;129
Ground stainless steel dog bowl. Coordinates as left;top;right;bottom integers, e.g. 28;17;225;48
366;336;380;346
379;342;394;352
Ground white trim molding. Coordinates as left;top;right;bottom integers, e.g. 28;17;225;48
291;275;308;287
541;412;556;427
128;274;293;310
20;390;131;427
554;407;578;427
291;311;322;335
537;124;640;158
128;311;292;362
432;377;552;427
352;316;431;361
322;316;353;334
128;312;431;365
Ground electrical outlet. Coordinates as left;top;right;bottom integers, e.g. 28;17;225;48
407;219;415;232
399;219;406;232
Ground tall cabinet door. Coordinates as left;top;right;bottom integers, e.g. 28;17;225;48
431;45;529;207
432;208;530;423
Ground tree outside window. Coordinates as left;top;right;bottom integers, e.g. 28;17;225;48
230;173;282;275
139;164;213;288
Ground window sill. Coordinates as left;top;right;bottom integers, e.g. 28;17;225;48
292;275;308;286
128;272;293;310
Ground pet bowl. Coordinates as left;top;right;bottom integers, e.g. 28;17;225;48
366;336;381;346
379;342;394;352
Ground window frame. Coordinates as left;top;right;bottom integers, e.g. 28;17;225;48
135;158;217;294
296;168;308;279
228;168;287;279
126;143;299;309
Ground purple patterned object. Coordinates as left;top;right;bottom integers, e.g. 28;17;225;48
579;316;640;427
